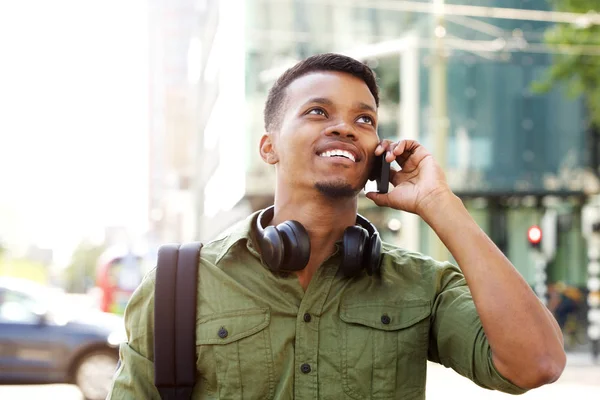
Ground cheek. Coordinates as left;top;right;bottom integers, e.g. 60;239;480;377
363;134;380;154
279;126;315;153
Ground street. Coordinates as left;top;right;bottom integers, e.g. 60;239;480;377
0;384;83;399
0;353;598;399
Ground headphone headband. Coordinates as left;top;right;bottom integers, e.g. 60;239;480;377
257;205;377;236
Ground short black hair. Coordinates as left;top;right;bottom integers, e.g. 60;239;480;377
263;53;379;132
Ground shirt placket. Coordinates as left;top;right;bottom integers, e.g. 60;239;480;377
293;260;339;400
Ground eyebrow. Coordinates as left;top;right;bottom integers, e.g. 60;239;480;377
302;97;377;114
355;102;377;114
303;97;334;107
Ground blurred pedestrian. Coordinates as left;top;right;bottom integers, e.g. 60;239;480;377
108;53;566;399
548;282;582;330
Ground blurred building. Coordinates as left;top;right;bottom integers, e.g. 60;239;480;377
147;0;199;248
151;0;598;328
190;0;254;241
241;0;600;350
148;0;252;246
239;0;599;294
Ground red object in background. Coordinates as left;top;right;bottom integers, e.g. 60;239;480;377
96;259;117;313
96;248;144;315
527;225;542;246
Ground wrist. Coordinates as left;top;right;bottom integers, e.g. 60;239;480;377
418;190;463;226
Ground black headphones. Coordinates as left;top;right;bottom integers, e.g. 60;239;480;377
255;205;382;277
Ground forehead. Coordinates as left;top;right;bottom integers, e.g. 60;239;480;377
284;71;377;110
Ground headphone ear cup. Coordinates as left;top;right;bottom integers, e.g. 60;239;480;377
341;226;368;278
277;220;310;271
260;226;285;272
364;232;382;276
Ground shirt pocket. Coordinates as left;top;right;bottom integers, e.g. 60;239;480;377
339;300;431;400
196;307;274;400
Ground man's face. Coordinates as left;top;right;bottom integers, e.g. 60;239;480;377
263;71;380;198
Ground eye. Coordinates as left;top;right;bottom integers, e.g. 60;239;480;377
357;115;375;126
306;107;327;117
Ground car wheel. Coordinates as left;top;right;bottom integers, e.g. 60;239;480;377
74;348;118;400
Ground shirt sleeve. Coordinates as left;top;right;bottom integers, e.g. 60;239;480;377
427;262;528;395
107;268;161;400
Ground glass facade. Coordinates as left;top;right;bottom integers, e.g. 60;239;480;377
421;4;589;195
241;0;595;296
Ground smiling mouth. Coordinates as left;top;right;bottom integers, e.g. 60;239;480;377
317;149;356;162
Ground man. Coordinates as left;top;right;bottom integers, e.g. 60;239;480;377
108;53;565;399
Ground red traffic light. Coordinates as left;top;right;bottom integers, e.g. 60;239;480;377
527;225;542;245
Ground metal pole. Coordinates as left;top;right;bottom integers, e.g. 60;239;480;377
533;250;548;306
398;34;421;253
586;231;600;361
429;0;449;261
583;201;600;362
262;0;600;26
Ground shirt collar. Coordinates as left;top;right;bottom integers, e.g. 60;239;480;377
215;209;262;265
213;207;345;267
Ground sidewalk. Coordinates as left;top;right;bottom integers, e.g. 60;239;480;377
558;351;599;387
426;352;600;399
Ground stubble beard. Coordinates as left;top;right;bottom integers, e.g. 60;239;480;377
314;179;360;199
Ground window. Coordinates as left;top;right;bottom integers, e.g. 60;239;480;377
0;290;41;324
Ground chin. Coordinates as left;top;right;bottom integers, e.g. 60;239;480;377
314;180;360;199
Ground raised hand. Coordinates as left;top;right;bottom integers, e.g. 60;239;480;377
366;139;453;216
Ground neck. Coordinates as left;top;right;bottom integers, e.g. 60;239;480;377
271;190;359;291
271;190;359;257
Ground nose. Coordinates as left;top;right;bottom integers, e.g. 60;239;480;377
324;122;356;140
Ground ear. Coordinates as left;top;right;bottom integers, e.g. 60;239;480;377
259;134;279;165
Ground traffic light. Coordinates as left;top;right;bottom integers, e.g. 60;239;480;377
527;225;542;249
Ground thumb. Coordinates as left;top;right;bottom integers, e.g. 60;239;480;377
365;191;392;208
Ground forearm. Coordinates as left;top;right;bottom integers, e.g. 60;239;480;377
421;193;566;388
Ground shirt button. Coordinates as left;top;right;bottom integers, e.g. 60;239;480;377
218;327;228;338
381;315;391;325
303;313;312;322
300;363;311;374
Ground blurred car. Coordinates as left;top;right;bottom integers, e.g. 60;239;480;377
0;277;126;400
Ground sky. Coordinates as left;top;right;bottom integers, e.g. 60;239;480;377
0;0;149;264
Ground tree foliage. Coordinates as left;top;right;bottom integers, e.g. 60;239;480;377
63;240;106;293
533;0;600;127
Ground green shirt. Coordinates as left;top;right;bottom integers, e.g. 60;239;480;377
108;210;526;399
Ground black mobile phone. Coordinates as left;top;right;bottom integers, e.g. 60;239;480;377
368;154;391;194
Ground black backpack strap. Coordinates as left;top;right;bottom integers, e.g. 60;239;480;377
154;244;178;397
154;242;203;400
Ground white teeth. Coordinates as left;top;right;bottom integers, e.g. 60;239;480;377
319;149;356;162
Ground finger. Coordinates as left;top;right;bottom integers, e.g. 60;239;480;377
391;140;411;166
365;191;392;208
392;139;408;156
393;140;427;169
386;142;398;163
401;143;431;171
374;139;393;156
395;139;427;155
